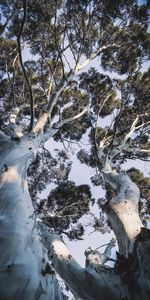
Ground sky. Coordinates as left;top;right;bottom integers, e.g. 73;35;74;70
138;0;147;4
43;116;149;269
43;137;115;267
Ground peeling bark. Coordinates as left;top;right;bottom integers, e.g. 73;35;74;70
103;170;143;256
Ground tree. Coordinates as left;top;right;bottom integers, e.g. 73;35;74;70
0;0;150;299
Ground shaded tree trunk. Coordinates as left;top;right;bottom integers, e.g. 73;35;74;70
0;133;63;300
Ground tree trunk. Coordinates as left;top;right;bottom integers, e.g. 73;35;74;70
0;133;63;300
1;131;150;300
103;169;143;256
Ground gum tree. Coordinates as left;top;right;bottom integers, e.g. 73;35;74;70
0;0;150;299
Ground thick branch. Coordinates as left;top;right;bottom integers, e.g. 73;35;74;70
103;170;143;257
40;226;129;300
96;115;144;257
36;108;88;144
34;43;116;135
33;72;73;134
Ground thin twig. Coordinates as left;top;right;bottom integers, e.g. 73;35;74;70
17;0;34;131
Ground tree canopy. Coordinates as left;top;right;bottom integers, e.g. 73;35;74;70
0;0;150;299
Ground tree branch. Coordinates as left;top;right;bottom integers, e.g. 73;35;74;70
84;238;116;271
40;224;129;300
37;108;88;144
17;0;34;131
75;44;117;72
33;71;74;134
103;171;143;257
54;108;88;129
109;115;139;161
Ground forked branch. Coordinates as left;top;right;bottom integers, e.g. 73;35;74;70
39;107;88;143
39;223;128;300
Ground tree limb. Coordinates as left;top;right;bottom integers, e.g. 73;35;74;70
33;71;74;134
37;108;88;144
75;44;118;72
53;108;88;129
40;223;129;300
101;115;140;170
84;238;116;270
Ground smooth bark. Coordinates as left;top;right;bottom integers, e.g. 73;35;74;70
0;134;63;300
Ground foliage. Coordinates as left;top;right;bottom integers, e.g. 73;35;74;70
38;181;92;238
127;168;150;224
0;0;150;241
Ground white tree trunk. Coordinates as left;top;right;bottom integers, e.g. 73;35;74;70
1;132;150;300
0;133;63;300
103;169;143;256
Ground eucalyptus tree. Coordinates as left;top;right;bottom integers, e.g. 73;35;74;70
0;0;150;299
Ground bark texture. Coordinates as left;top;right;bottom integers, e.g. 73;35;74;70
103;169;143;256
